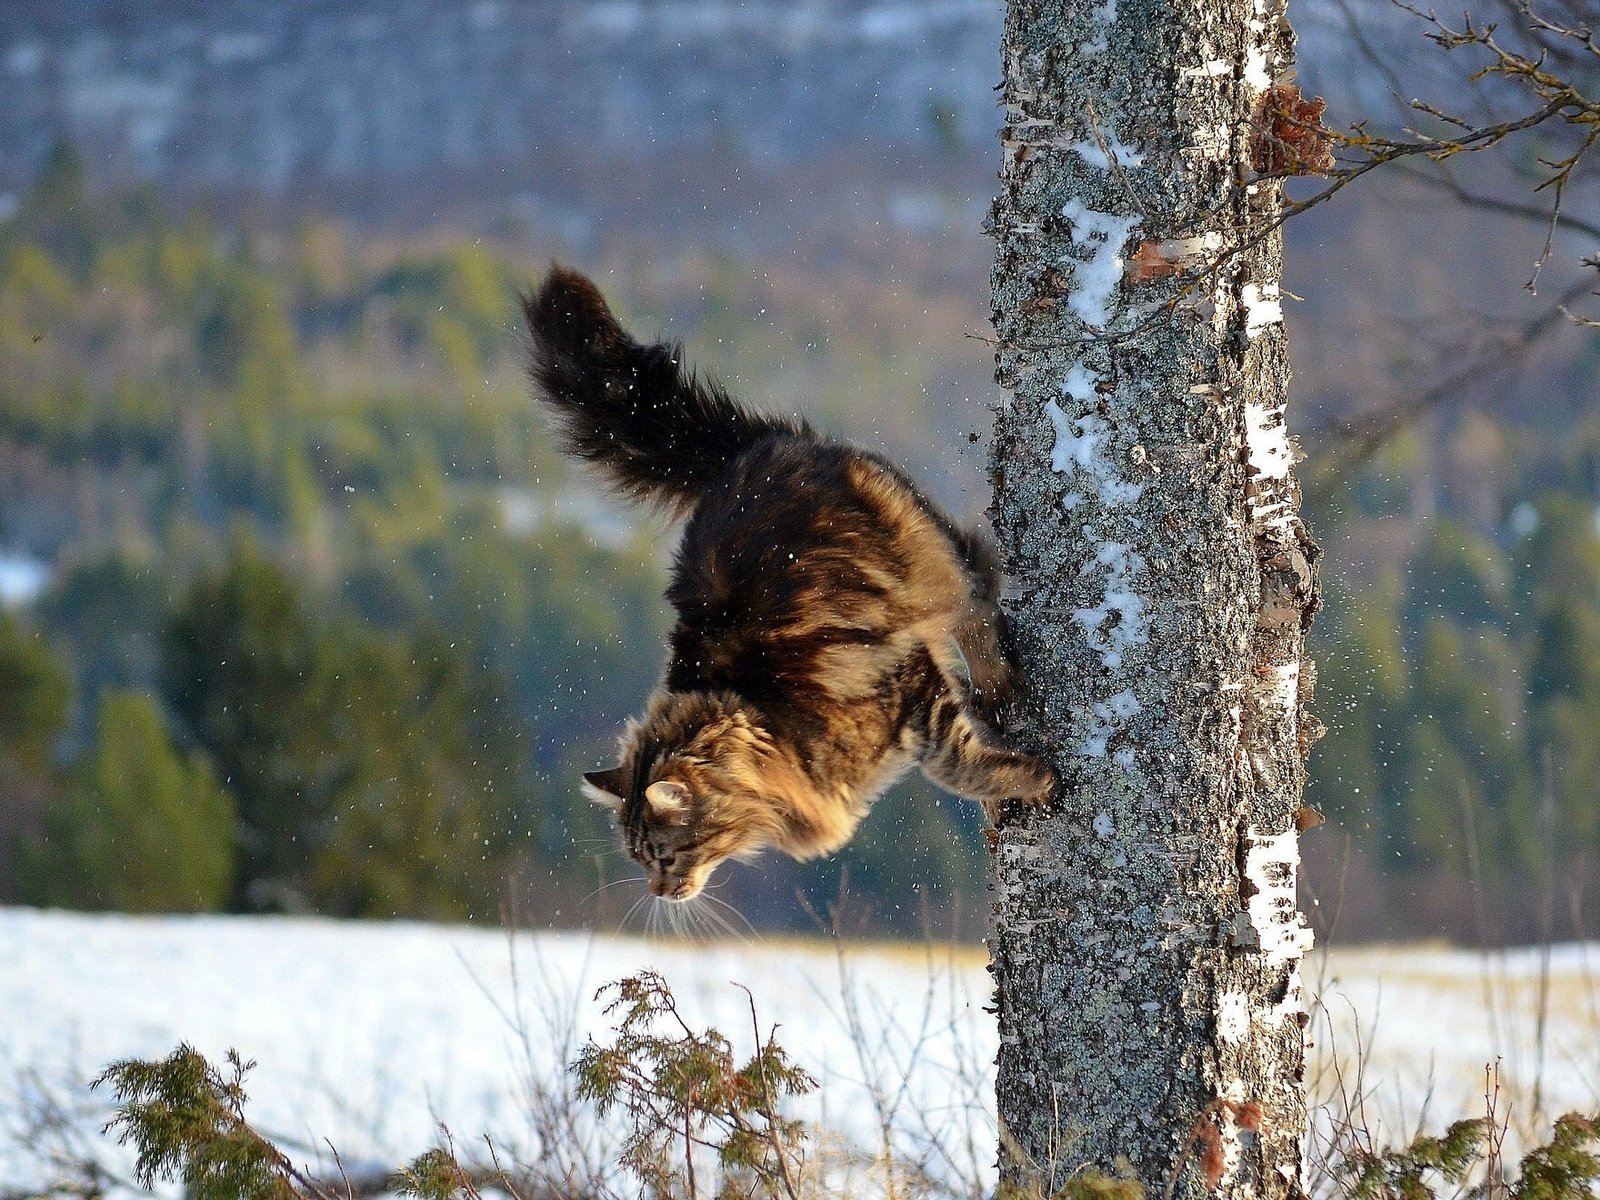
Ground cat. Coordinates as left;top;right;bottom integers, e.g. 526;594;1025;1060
521;266;1056;901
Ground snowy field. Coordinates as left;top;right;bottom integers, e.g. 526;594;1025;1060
3;908;1599;1191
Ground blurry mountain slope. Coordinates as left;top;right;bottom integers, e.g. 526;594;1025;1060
0;0;1461;195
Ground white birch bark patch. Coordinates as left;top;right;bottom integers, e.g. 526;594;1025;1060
1216;989;1250;1043
1241;282;1283;338
1244;401;1292;482
1239;826;1314;967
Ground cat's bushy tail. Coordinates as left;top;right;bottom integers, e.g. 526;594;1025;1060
521;266;805;514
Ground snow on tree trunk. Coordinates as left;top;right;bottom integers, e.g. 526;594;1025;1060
985;0;1321;1197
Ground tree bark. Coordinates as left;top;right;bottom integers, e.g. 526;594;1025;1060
986;1;1320;1197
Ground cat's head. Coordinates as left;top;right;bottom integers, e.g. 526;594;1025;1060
582;694;787;901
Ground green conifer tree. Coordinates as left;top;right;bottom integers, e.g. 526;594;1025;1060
21;689;235;912
0;610;72;899
0;608;72;771
160;537;332;910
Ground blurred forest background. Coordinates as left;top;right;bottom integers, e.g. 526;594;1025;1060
0;0;1597;942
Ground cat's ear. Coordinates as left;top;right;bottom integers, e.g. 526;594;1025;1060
644;780;692;822
582;766;628;810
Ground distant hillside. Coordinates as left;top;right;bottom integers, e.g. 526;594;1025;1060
2;0;1449;204
1;0;998;192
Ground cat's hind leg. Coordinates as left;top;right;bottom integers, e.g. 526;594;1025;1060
952;601;1016;726
945;523;1015;724
917;671;1056;820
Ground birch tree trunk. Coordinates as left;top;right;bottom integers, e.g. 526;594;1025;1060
986;1;1321;1196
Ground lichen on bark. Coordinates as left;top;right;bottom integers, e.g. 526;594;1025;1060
985;1;1320;1197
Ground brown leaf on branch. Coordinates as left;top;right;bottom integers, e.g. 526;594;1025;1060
1129;240;1184;282
1251;84;1335;176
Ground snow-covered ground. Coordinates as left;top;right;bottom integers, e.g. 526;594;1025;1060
3;908;1598;1192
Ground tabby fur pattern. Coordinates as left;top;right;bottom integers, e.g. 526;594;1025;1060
521;267;1055;900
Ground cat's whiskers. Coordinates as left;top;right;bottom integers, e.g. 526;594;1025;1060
642;890;749;945
650;897;671;942
581;875;646;907
666;897;689;940
684;905;711;943
692;890;756;942
690;899;723;943
620;890;653;936
653;894;709;944
689;900;735;944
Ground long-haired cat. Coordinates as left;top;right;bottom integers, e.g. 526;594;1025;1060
521;267;1055;901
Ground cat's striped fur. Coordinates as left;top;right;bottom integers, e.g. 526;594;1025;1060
521;267;1055;901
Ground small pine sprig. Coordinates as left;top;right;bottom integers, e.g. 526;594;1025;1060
1337;1118;1490;1200
396;1147;479;1200
1512;1114;1600;1200
572;971;816;1200
1330;1110;1600;1200
93;1045;300;1200
1011;1169;1145;1200
393;1137;536;1200
1056;1170;1147;1200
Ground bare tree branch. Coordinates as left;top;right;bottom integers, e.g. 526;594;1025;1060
1305;268;1597;495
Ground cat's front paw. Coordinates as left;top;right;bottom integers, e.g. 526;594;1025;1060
1015;756;1058;806
982;756;1059;822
